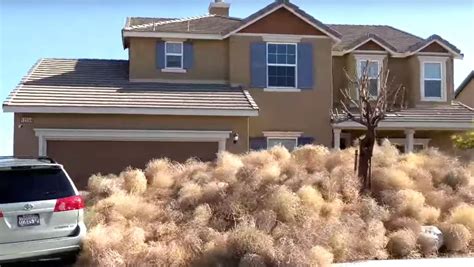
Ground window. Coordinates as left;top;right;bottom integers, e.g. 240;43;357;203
358;60;380;97
267;43;297;88
419;57;446;101
165;42;183;69
267;138;298;151
423;62;442;98
388;138;430;153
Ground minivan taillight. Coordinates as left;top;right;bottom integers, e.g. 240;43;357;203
54;196;84;212
0;211;3;218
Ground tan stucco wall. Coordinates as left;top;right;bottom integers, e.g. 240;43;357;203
13;113;249;157
408;56;455;105
229;36;334;146
456;79;474;108
333;54;455;107
128;37;229;82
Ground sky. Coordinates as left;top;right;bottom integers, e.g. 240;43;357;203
0;0;473;156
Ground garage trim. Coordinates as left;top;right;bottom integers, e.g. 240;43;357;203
34;128;231;156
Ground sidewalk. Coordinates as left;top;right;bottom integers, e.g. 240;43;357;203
334;257;474;267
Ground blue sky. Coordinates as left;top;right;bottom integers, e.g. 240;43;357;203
0;0;473;156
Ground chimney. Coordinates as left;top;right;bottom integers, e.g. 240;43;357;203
209;0;230;17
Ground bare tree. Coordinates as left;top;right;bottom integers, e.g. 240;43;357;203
332;62;406;193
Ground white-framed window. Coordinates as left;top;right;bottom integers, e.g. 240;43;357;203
389;138;430;153
267;137;298;151
421;62;445;101
358;60;379;97
165;42;183;69
267;43;297;88
263;131;302;151
418;56;447;102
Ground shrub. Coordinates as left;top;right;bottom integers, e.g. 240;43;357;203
372;168;414;194
145;158;175;188
439;223;471;252
448;204;474;233
266;185;301;222
121;168;147;195
308;246;334;267
227;224;275;260
80;144;474;265
387;229;417;258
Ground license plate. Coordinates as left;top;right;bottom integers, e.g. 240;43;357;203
17;214;40;227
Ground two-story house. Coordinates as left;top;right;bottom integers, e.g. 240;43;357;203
3;0;473;188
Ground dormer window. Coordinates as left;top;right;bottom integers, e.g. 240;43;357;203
267;43;297;88
165;42;183;69
355;55;384;97
419;56;447;102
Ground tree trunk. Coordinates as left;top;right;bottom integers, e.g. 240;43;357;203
358;127;376;193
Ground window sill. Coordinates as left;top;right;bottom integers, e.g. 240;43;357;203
161;68;187;73
264;88;302;92
420;97;446;102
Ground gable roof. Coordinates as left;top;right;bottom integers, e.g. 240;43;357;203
407;34;462;55
222;0;341;40
2;59;259;117
330;24;424;53
123;1;462;58
455;71;474;98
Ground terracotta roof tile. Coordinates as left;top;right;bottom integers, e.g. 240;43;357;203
3;59;259;115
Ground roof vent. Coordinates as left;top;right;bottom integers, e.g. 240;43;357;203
209;0;230;17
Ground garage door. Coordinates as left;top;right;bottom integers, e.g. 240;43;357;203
47;140;218;190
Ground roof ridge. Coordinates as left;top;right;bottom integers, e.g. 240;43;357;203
127;14;215;30
41;57;128;62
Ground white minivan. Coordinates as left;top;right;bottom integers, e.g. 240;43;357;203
0;157;86;264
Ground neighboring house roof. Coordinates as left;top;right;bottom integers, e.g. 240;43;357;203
333;103;474;130
125;15;241;34
2;59;259;117
455;71;474;98
329;24;424;53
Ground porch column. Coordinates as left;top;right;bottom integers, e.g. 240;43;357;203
333;128;342;149
405;129;415;153
218;140;226;152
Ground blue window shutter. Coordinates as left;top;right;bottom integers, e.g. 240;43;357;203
156;41;165;69
250;42;267;88
183;42;193;69
298;137;314;146
297;43;314;89
250;137;267;150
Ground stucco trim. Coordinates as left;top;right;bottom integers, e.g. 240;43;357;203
332;121;473;130
34;128;232;156
263;131;303;138
129;78;229;84
3;106;259;117
235;33;328;39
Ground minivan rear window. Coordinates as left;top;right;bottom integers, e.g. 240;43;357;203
0;167;75;204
